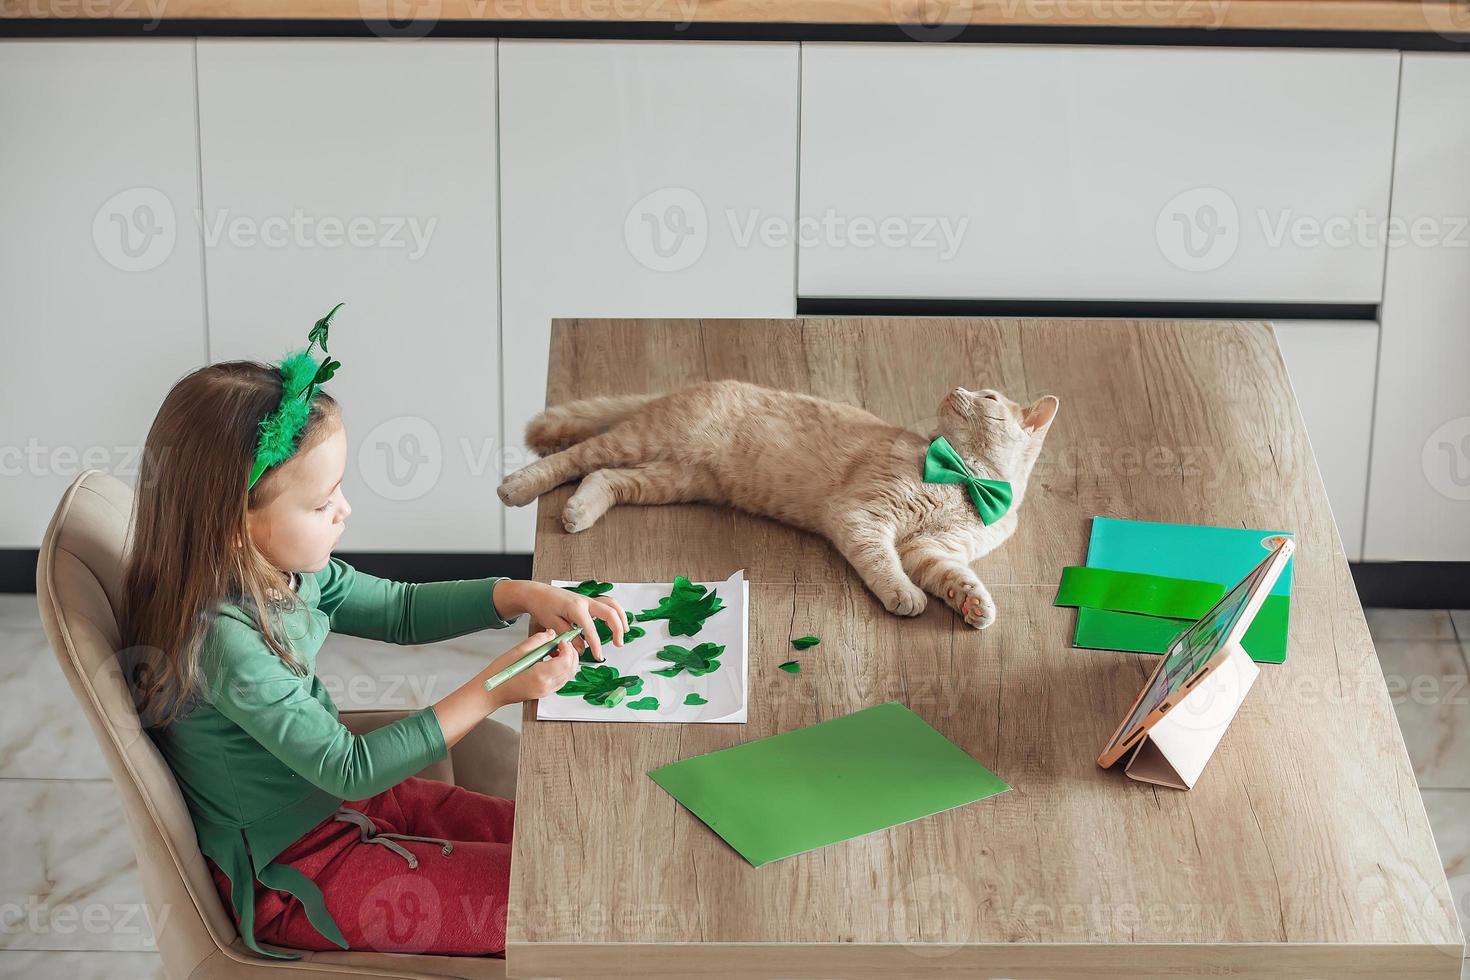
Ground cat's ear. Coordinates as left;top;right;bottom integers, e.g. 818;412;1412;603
1022;395;1059;435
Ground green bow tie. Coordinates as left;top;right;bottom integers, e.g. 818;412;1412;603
922;436;1014;525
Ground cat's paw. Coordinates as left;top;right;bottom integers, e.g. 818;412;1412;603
497;469;538;507
883;581;928;617
945;579;996;629
561;497;600;534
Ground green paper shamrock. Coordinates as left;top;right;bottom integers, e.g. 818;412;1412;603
683;692;709;706
307;302;343;354
555;664;643;707
651;641;725;678
562;580;614;597
791;635;820;649
626;696;660;711
635;576;725;636
778;660;801;673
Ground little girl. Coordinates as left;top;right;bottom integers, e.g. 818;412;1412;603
118;310;626;960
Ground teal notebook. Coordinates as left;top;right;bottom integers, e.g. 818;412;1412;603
648;702;1010;867
1075;517;1295;664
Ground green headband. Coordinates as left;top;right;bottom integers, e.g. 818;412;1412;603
247;303;345;491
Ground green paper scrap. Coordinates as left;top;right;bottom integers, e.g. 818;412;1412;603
1074;597;1290;663
648;701;1010;867
556;664;643;707
683;692;709;706
636;576;725;636
791;635;820;649
1055;566;1227;620
1069;517;1295;665
778;660;801;673
651;641;725;678
562;579;614;597
626;696;660;711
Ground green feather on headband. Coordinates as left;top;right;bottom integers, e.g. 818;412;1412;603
247;303;344;490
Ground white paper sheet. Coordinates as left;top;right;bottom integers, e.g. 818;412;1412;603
535;569;748;724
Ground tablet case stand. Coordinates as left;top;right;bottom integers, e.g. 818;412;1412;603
1123;640;1260;790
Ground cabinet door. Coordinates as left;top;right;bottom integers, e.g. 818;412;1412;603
499;40;800;552
799;44;1399;304
1273;320;1379;561
197;40;501;552
0;41;206;547
1365;54;1470;561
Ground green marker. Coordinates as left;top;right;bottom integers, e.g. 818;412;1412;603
484;625;583;694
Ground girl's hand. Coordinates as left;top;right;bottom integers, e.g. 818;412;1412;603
480;628;580;708
492;580;628;662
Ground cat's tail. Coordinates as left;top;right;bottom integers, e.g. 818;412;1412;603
524;393;660;455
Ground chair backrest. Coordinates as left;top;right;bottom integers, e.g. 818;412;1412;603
36;470;239;980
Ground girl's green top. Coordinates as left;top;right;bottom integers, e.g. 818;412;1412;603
149;558;518;959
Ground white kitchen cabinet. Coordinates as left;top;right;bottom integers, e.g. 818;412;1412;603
0;40;206;548
1364;54;1470;562
197;40;502;552
799;44;1399;305
498;39;800;552
1272;320;1379;561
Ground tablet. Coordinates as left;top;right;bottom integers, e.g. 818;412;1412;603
1097;534;1294;769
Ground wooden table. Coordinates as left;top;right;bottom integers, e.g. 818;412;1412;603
6;0;1465;33
505;317;1464;979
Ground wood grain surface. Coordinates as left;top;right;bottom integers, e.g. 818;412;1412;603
4;0;1466;33
505;317;1464;979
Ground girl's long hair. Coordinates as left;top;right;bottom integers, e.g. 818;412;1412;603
119;360;340;727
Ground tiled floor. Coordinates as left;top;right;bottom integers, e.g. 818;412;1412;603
1;598;1466;977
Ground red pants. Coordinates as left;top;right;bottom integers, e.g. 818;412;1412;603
209;777;515;956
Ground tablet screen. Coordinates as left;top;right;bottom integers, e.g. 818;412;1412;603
1110;549;1276;750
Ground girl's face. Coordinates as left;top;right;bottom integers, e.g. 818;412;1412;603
246;420;352;574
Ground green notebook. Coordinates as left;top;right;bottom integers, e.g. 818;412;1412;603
1069;517;1294;664
647;702;1010;867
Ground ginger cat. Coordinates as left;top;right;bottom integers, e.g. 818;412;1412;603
498;380;1059;628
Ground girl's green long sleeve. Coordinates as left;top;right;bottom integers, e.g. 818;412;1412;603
149;558;519;959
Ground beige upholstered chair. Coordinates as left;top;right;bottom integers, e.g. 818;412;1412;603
36;470;516;979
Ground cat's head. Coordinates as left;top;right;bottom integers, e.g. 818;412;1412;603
935;386;1060;486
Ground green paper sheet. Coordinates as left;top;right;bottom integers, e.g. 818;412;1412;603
1055;566;1227;620
647;701;1010;867
1074;602;1289;662
1070;517;1295;665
